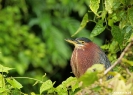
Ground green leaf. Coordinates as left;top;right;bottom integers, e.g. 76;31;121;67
101;10;107;20
128;7;133;26
0;74;5;88
111;25;124;45
0;88;8;94
106;0;120;15
105;0;114;14
122;58;133;66
89;0;100;16
122;26;133;41
56;77;78;95
108;40;119;53
118;11;127;29
61;77;78;92
112;1;121;11
79;64;104;87
129;33;133;42
40;80;53;94
6;78;23;89
92;86;101;92
120;0;126;5
31;92;36;95
109;74;132;92
56;85;68;95
72;13;88;37
0;64;13;73
90;20;106;38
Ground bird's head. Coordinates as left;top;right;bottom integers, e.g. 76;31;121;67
65;37;91;48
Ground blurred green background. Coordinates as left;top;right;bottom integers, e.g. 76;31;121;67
0;0;109;93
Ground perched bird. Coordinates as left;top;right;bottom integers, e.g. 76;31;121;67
66;37;111;78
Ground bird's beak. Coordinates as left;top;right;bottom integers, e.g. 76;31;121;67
65;39;77;46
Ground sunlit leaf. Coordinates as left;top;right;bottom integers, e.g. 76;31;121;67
90;20;106;38
89;0;100;16
126;73;133;85
56;84;68;95
72;13;88;36
61;77;78;92
79;64;104;86
6;78;23;89
0;88;8;94
105;0;121;14
0;74;5;88
109;74;132;93
56;77;78;94
0;64;13;73
40;80;53;94
31;92;36;95
122;58;133;66
105;0;114;14
92;86;101;92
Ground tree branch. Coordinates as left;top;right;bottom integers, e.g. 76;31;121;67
104;38;133;75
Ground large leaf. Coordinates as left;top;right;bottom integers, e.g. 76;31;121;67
90;20;106;38
122;26;133;41
118;11;127;29
89;0;100;16
56;84;68;95
111;25;124;45
0;74;5;88
105;0;121;16
72;13;88;36
58;77;78;92
6;78;23;89
56;77;78;95
109;74;132;93
128;7;133;26
40;80;53;94
0;64;13;73
122;58;133;66
79;64;104;87
105;0;114;14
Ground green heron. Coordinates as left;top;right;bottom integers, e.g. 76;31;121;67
66;37;111;78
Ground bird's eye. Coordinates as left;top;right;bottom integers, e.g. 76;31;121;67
80;41;85;44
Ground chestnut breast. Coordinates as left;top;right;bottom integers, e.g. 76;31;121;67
70;42;109;77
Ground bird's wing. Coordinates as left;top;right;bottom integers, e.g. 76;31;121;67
98;49;111;69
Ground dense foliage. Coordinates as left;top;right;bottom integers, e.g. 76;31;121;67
0;0;133;95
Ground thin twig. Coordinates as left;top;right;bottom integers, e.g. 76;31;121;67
104;38;133;75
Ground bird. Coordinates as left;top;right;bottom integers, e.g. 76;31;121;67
66;37;111;78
